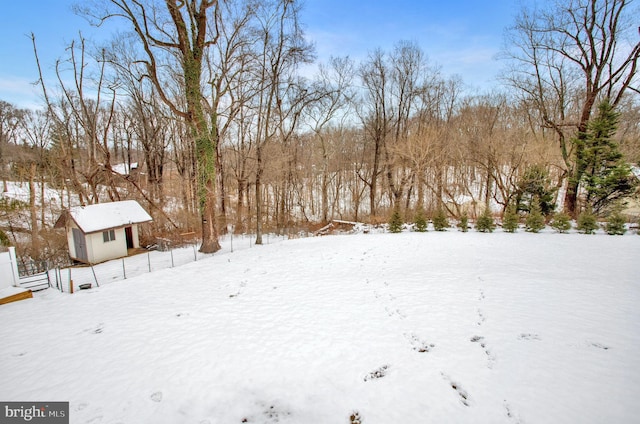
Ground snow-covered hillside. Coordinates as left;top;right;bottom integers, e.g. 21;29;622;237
0;231;638;423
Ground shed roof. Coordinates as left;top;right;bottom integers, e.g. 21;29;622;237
57;200;152;234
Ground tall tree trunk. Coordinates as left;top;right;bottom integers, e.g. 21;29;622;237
29;163;40;255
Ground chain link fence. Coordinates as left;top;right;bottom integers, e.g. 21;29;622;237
46;232;295;293
47;243;208;293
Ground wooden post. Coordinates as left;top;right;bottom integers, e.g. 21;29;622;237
91;265;100;287
122;258;127;279
70;280;74;294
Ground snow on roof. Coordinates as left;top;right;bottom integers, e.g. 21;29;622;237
112;163;138;175
68;200;152;233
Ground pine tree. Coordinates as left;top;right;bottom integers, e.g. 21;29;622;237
475;207;495;233
458;212;469;232
388;206;403;233
578;100;637;213
432;209;449;231
525;198;545;233
605;209;627;235
550;212;572;233
502;203;519;233
577;207;598;234
414;208;428;232
515;165;557;215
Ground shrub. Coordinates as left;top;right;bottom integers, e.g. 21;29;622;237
577;207;598;234
475;208;495;233
550;212;572;233
0;229;10;247
605;210;626;235
525;199;545;233
502;204;519;233
458;212;469;232
388;206;403;233
414;208;428;232
432;209;449;231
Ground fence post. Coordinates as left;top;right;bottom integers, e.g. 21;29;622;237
122;258;127;279
68;268;72;294
193;244;197;261
170;248;175;268
91;265;100;287
148;252;151;272
7;246;19;287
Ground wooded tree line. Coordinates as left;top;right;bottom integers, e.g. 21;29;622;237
0;0;638;260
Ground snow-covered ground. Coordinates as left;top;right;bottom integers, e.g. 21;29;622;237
1;231;638;424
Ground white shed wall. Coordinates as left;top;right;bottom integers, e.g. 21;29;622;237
87;228;128;263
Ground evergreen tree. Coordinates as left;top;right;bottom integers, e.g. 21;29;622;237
414;208;428;232
577;207;598;234
458;212;469;232
388;206;403;233
550;212;572;233
515;165;557;215
578;100;637;213
432;209;449;231
605;209;627;235
525;198;545;233
475;208;495;233
502;203;519;233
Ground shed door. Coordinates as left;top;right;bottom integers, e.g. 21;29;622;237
72;228;88;262
125;226;134;249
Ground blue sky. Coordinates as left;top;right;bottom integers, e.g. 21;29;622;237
0;0;521;109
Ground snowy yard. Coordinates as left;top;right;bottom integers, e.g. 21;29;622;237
1;231;639;423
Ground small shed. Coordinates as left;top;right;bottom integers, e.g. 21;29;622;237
55;200;152;264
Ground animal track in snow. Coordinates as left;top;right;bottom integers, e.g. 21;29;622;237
476;309;486;326
470;335;496;368
384;306;407;319
478;289;485;300
504;400;523;423
364;364;390;381
442;374;470;406
405;333;435;353
518;333;540;341
241;402;291;423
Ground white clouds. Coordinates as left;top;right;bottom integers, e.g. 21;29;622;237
0;75;42;109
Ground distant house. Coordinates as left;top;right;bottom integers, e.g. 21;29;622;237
55;200;152;264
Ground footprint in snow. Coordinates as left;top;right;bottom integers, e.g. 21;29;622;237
406;333;435;353
589;342;610;350
85;323;104;334
441;374;470;407
364;365;390;381
476;309;486;326
504;400;523;423
471;335;496;368
518;333;541;341
150;391;163;402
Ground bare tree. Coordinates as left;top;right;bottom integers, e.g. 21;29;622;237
83;0;224;252
503;0;640;216
250;0;314;244
304;56;356;223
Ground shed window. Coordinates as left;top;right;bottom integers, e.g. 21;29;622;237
103;229;116;242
